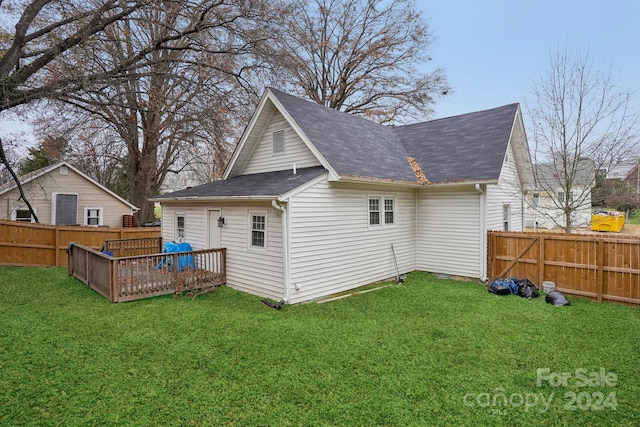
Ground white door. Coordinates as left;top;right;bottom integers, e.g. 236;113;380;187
208;210;222;248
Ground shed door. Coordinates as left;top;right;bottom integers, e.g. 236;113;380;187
208;210;222;248
54;194;78;225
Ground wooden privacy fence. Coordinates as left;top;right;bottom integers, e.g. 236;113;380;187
68;241;226;302
487;231;640;305
0;220;160;267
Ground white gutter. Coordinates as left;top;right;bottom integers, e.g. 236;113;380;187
475;184;488;282
272;199;290;303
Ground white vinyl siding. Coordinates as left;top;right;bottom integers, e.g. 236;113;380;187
287;180;416;303
160;202;284;301
242;110;321;174
486;142;524;231
417;188;481;279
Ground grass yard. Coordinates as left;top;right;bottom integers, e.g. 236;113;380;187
1;268;639;426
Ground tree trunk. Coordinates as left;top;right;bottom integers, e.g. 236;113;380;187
0;139;39;223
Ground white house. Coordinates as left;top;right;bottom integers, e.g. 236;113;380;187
524;160;595;229
153;88;534;303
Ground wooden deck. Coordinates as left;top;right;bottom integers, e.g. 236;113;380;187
68;238;226;302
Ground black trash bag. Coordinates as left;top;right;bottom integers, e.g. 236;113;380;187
488;278;518;295
512;278;539;299
545;290;571;306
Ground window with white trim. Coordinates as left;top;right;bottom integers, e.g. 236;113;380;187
250;211;266;248
503;204;511;231
369;198;380;225
272;130;285;155
84;207;103;226
369;195;396;227
532;193;539;208
176;214;186;241
12;208;35;223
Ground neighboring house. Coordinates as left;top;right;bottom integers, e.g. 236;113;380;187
153;88;533;304
0;161;138;227
606;159;638;181
524;160;595;229
623;163;640;199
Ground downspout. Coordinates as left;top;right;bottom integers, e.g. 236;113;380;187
272;200;290;303
475;184;488;282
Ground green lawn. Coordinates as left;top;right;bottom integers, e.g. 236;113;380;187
1;268;639;426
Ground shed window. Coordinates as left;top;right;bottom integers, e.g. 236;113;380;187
176;214;186;241
532;193;539;208
85;207;102;226
272;130;285;155
13;209;35;223
250;212;266;248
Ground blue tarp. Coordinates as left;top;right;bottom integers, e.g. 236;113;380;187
157;241;195;271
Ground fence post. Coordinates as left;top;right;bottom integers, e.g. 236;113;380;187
486;231;493;280
537;236;545;286
596;239;604;303
55;226;60;266
111;258;118;303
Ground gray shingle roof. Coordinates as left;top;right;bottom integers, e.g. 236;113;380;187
154;166;326;199
534;160;595;188
394;104;519;183
270;88;416;182
157;90;522;200
269;88;519;184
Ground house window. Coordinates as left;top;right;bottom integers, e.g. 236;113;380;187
272;130;285;155
13;209;35;223
384;198;395;225
250;212;266;248
369;198;380;225
503;204;511;231
176;214;186;241
369;196;396;227
532;193;539;208
59;165;68;175
84;207;102;226
557;191;574;204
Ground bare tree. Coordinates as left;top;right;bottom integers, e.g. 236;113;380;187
267;0;449;124
1;0;272;223
527;47;639;232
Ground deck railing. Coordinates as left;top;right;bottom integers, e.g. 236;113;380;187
102;236;163;258
68;242;226;302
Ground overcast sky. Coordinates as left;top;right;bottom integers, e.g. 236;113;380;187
2;0;639;147
421;0;640;119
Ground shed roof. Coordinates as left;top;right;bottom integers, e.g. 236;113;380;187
0;161;139;210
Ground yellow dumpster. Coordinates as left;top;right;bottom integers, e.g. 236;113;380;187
591;211;625;232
